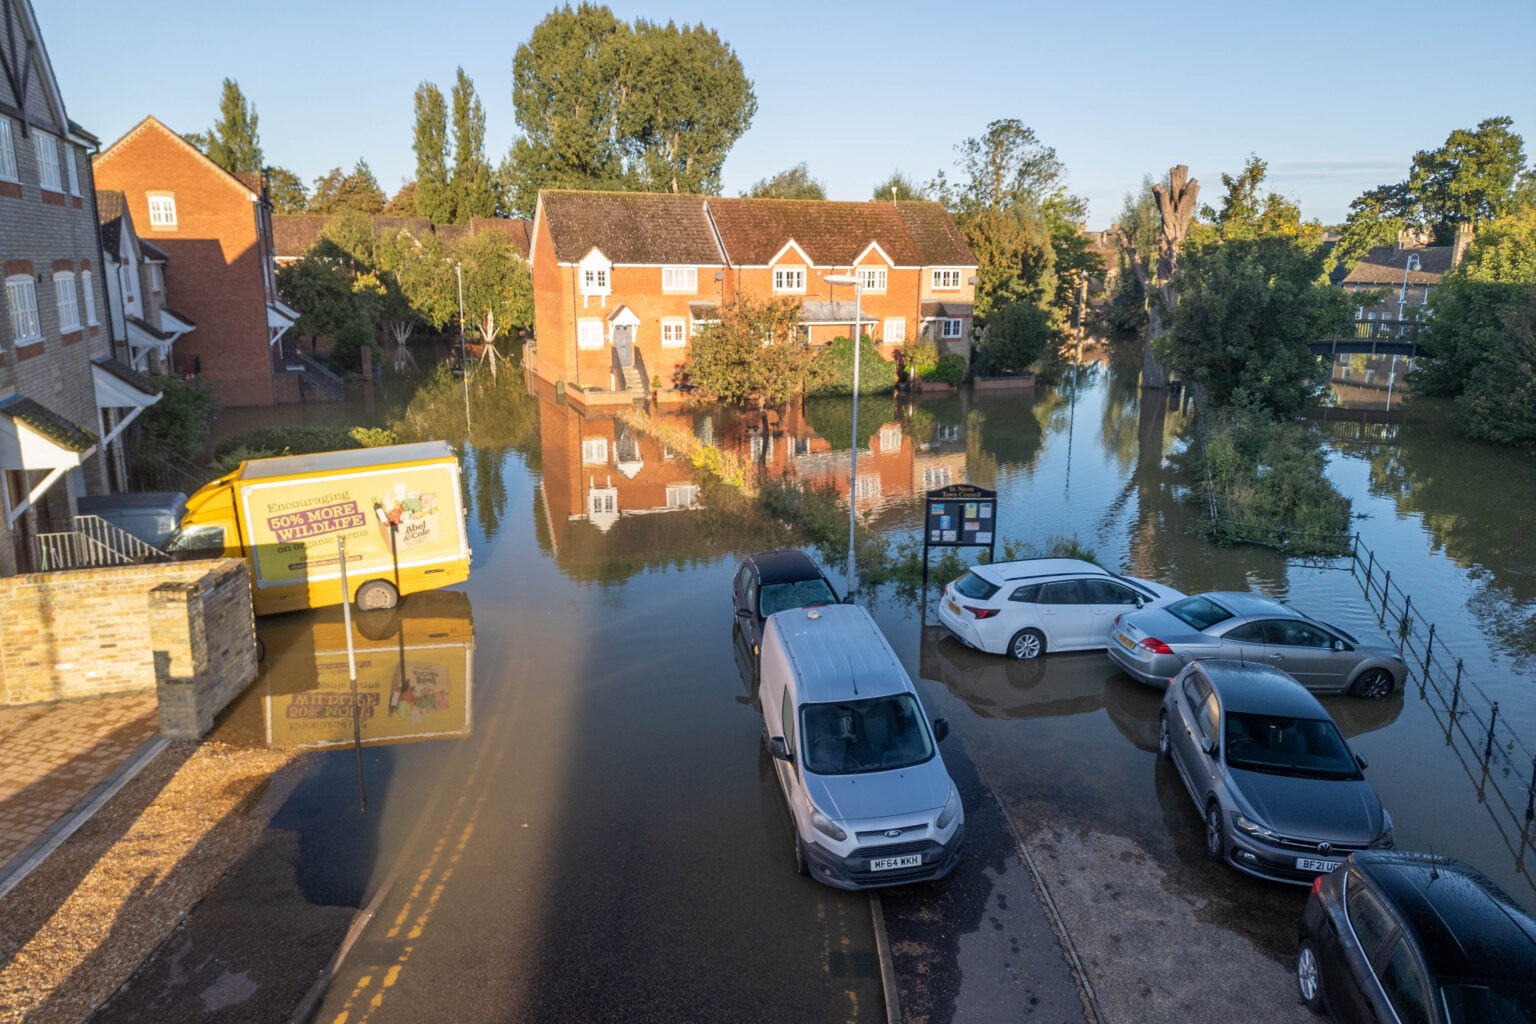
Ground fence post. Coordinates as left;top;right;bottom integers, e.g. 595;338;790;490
1399;594;1414;639
1380;569;1392;618
1486;702;1501;763
1421;621;1435;674
1451;660;1463;715
1365;549;1375;592
1526;755;1536;820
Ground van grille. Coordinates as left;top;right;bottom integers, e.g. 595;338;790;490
854;827;929;844
851;838;930;858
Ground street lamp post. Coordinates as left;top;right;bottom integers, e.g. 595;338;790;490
824;273;862;596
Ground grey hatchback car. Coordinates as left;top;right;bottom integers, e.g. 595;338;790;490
1110;591;1406;698
1160;659;1393;885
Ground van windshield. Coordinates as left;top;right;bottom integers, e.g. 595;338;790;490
800;694;934;775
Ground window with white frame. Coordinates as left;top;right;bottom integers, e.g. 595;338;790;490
857;267;887;293
931;268;962;290
65;146;80;195
582;437;608;464
582;266;608;293
666;484;699;508
0;119;16;181
53;271;79;331
661;266;697;293
940;318;963;339
660;318;687;348
879;425;902;453
883;318;906;344
772;266;805;293
577;318;604;349
854;474;881;501
81;270;97;325
936;424;960;442
750;433;773;461
34;133;61;191
589;488;617;516
147;193;177;227
923;465;953;490
6;275;41;343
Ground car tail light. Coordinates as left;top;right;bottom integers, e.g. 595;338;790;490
964;606;1000;620
1140;637;1173;655
1113;614;1122;627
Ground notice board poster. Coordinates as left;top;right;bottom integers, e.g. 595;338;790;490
924;484;998;548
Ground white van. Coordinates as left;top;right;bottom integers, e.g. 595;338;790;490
760;603;964;889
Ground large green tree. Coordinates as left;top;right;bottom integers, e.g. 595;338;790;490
451;229;534;367
743;163;825;200
685;295;813;406
205;78;262;176
308;160;386;215
412;82;452;222
449;68;497;221
1162;235;1352;415
871;171;927;202
1195;156;1320;244
505;5;755;215
265;166;308;214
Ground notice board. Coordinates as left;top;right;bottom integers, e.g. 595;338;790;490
924;484;998;549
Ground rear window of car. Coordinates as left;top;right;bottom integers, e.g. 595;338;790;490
1166;595;1234;631
953;571;1000;600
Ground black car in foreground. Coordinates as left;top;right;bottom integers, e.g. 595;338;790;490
731;550;840;657
1298;851;1536;1022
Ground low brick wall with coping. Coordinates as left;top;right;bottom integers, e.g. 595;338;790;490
0;559;258;738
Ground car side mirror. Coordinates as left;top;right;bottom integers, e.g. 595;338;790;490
932;718;949;743
1355;752;1368;771
770;736;793;763
1333;640;1346;652
842;595;855;604
1201;737;1217;757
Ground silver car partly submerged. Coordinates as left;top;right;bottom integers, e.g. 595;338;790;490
1108;591;1406;697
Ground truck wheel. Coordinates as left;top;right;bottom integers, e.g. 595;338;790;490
356;580;399;611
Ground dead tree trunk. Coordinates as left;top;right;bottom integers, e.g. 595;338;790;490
1118;165;1200;390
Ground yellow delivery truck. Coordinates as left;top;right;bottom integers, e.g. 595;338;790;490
170;441;471;615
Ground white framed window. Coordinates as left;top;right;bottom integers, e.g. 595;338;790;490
883;318;906;344
660;319;687;348
772;266;805;293
879;425;902;453
751;433;773;461
666;484;699;508
65;146;80;195
589;488;617;516
937;424;960;442
923;465;953;489
661;266;697;293
53;271;80;331
857;267;887;293
854;474;881;501
577;318;604;349
81;270;97;325
932;268;962;290
940;318;963;339
582;437;608;464
6;275;41;343
34;132;61;191
0;118;17;181
147;193;177;227
582;267;608;293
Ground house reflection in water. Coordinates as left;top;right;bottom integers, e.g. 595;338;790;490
216;590;475;750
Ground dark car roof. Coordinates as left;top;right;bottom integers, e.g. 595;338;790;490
743;550;829;586
1352;852;1536;982
1197;660;1329;718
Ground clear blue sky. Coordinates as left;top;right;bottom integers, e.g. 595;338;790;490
39;0;1536;227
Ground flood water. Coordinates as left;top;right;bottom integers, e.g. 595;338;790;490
224;354;1536;1018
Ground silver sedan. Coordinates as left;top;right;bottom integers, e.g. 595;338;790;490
1108;591;1406;698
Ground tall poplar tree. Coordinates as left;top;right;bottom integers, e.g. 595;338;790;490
412;82;451;223
449;68;496;221
205;78;263;176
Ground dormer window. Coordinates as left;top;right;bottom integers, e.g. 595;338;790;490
579;250;613;299
857;267;887;293
773;266;806;294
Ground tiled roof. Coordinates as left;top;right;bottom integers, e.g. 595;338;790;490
96;189;126;253
158;305;197;329
0;395;97;453
1342;246;1456;286
125;315;173;341
893;202;977;267
272;216;326;259
469;218;532;259
799;301;863;323
91;356;161;397
920;302;975;318
539;191;724;265
706;198;926;266
139;239;168;261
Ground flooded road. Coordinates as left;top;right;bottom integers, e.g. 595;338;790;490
184;358;1536;1021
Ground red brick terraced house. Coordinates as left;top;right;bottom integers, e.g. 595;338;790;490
93;115;299;407
527;191;977;407
0;0;167;575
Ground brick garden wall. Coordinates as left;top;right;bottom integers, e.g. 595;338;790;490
0;559;258;737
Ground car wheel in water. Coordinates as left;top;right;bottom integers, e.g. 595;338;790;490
1351;668;1395;699
1008;628;1045;660
1205;803;1225;861
1297;938;1325;1012
1157;712;1171;759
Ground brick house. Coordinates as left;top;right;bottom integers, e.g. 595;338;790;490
94;116;298;407
526;191;977;405
1338;226;1472;334
97;189;195;376
0;0;166;575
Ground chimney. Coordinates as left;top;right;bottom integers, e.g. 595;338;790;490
1452;222;1474;266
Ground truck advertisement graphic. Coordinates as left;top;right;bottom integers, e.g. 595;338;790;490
246;465;457;587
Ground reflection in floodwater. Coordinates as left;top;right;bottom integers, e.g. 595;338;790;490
919;625;1116;721
217;590;475;750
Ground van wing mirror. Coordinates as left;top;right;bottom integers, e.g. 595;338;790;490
1355;752;1368;771
1201;737;1217;757
769;736;793;763
932;718;949;743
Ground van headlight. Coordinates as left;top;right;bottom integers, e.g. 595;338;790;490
937;787;961;830
811;810;847;842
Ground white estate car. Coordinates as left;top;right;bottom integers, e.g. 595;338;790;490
938;558;1185;659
